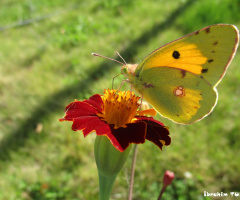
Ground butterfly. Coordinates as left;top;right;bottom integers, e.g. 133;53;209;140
93;24;239;124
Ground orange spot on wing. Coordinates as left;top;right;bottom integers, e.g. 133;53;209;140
173;86;185;97
141;43;207;75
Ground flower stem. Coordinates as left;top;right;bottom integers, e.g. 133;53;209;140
128;144;138;200
157;185;166;200
98;173;117;200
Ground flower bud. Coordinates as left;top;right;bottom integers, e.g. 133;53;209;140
163;170;175;186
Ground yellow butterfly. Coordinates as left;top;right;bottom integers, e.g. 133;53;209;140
94;24;239;124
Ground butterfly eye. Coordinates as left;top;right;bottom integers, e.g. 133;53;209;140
172;51;180;59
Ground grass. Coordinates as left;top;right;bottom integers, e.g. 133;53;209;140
0;0;240;199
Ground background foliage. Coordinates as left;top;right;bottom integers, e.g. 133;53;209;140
0;0;240;199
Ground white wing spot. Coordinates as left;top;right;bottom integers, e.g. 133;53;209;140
174;86;185;97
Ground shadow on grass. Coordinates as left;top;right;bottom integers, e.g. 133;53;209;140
0;0;194;161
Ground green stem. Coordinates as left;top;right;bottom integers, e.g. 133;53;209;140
128;144;138;200
98;173;117;200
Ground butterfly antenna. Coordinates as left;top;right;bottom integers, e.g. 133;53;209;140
91;52;124;65
116;52;127;65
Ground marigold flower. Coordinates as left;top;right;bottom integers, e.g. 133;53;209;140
59;89;171;152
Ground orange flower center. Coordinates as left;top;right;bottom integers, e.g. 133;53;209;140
97;89;157;129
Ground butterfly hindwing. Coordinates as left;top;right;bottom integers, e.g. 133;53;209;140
133;67;216;124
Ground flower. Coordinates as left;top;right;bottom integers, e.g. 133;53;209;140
163;170;175;186
59;89;171;152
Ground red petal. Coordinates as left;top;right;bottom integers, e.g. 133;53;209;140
72;116;111;137
83;94;103;112
60;101;99;121
106;122;147;152
135;117;171;150
59;94;103;122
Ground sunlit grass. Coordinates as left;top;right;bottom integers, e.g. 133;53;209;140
176;0;240;32
0;0;240;199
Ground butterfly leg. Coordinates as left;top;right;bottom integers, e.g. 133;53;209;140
116;79;129;91
111;74;122;89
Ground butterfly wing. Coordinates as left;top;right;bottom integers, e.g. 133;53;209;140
135;24;239;86
133;67;216;124
128;24;239;124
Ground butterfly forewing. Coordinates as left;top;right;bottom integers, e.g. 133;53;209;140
136;24;239;86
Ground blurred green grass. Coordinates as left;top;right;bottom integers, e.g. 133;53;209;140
0;0;240;199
